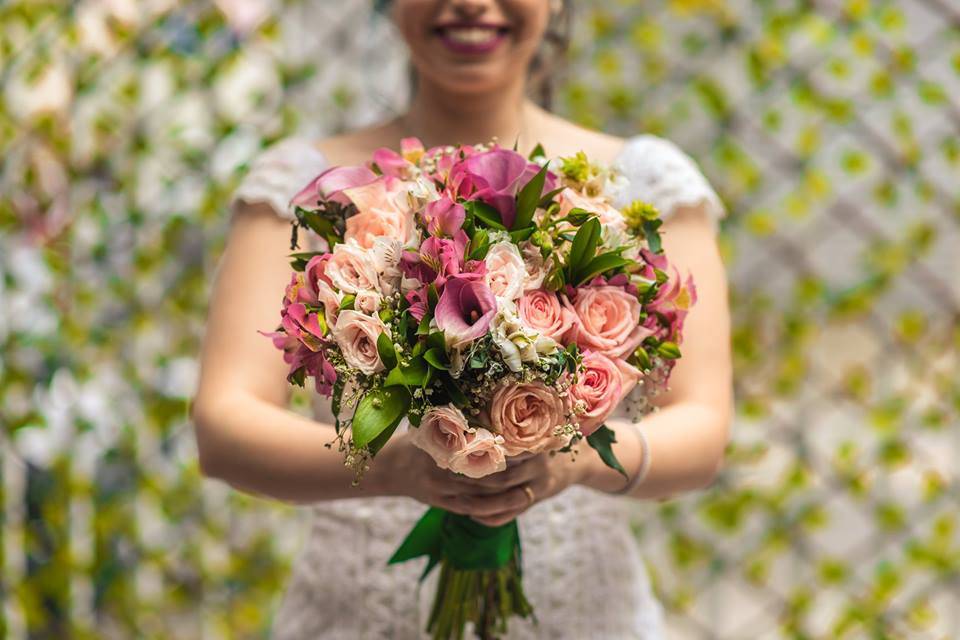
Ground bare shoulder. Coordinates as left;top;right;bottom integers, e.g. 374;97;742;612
538;113;628;165
313;121;398;167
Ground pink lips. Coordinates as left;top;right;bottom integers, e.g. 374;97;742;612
433;22;510;55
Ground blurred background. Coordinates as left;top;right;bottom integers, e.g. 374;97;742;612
1;0;958;638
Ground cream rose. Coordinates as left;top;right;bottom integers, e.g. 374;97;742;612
448;428;507;478
568;352;640;436
484;241;527;302
315;279;342;329
517;289;575;342
489;381;567;456
410;405;471;469
331;310;389;374
325;242;380;294
565;286;650;358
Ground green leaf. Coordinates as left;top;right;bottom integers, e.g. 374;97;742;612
585;425;628;480
528;143;546;160
385;357;430;388
642;218;663;254
567;217;601;279
466;200;506;230
509;226;535;243
469;229;491;261
514;163;550;230
367;419;401;455
424;347;450;370
352;386;411;449
539;186;564;208
417;314;432;335
577;252;632;284
427;331;446;352
377;333;398;370
339;294;356;310
427;284;440;311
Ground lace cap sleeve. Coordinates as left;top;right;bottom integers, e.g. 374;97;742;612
612;134;727;229
229;136;328;220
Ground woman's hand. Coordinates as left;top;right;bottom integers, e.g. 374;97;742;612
451;450;589;527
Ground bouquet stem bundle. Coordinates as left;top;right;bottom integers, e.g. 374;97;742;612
390;507;534;640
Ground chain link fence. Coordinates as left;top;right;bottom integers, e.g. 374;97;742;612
1;0;957;637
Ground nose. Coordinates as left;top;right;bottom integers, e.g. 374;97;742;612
448;0;492;20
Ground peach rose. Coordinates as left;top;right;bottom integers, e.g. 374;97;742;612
325;242;380;294
342;176;415;248
489;381;567;456
448;428;507;478
330;310;389;375
517;289;575;341
565;286;652;358
484;241;527;301
556;187;624;229
410;405;471;469
568;352;640;436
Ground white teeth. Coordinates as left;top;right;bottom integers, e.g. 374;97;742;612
443;27;499;45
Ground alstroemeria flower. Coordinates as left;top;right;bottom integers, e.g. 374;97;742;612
372;137;426;178
449;147;556;228
435;275;498;348
290;165;377;209
421;195;466;237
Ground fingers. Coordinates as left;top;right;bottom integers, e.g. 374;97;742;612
456;455;546;495
454;485;532;518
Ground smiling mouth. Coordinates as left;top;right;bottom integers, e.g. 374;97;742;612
433;23;510;52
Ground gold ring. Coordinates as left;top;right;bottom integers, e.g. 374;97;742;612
522;485;535;506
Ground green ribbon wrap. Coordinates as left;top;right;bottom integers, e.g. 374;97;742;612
388;507;521;577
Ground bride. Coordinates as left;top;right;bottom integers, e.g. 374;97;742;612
192;0;732;637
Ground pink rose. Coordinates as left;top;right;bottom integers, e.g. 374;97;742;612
489;381;567;456
435;275;498;348
410;405;471;469
517;289;575;341
353;290;381;315
290;165;377;209
565;286;652;358
342;176;414;248
330;310;389;375
449;429;507;478
325;243;380;294
484;241;527;301
568;352;640;436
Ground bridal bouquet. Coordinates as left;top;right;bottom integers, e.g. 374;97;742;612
263;137;695;639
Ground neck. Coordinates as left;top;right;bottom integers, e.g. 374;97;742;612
397;76;549;154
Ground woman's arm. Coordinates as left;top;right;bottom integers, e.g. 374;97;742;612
579;201;734;499
191;203;382;502
192;202;510;512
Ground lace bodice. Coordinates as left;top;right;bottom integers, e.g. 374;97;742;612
230;134;726;639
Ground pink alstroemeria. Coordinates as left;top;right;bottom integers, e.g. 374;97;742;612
435;275;498;348
290;165;378;209
449;147;556;229
646;265;698;341
421;195;466;237
372;137;425;178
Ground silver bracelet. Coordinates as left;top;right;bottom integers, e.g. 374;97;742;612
613;423;651;495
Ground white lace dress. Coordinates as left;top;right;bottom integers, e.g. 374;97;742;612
230;134;726;639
